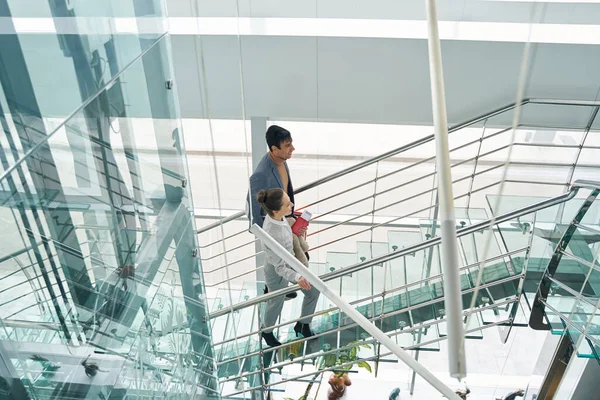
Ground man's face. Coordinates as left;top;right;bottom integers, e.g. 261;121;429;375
271;138;295;160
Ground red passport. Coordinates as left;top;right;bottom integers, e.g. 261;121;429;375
291;210;312;236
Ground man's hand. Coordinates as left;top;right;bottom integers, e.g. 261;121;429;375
298;276;311;290
295;226;308;236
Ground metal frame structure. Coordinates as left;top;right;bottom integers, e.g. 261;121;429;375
250;223;462;400
196;97;600;236
201;180;598;396
530;181;600;333
210;185;581;319
195;99;600;300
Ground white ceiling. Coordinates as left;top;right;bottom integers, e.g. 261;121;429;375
171;34;600;125
166;0;600;24
163;0;600;125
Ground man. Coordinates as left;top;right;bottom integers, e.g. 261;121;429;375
248;125;297;228
247;125;307;299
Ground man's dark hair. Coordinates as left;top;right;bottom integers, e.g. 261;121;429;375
266;125;291;152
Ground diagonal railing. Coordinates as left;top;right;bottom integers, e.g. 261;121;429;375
250;223;463;400
197;98;600;234
196;99;600;295
208;180;600;397
211;180;596;320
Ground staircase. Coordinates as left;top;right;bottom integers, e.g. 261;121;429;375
203;181;600;399
2;99;600;399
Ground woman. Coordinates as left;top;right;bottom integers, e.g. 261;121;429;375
256;188;321;347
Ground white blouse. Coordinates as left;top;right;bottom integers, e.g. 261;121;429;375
262;214;301;283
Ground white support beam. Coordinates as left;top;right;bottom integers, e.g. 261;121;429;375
425;0;467;380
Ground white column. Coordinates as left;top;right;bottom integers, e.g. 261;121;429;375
425;0;467;380
251;117;267;169
251;117;268;281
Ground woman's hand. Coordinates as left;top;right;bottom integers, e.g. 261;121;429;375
298;276;311;290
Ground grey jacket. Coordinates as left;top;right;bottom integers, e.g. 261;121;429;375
247;153;295;228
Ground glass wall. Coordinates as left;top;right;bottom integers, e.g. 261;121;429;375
0;1;219;398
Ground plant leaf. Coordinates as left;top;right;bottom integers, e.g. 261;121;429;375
322;354;337;368
335;364;352;371
357;361;372;373
350;346;357;360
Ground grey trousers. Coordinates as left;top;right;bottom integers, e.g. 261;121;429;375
263;264;320;333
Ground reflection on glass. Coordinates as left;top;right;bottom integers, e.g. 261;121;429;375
0;34;218;398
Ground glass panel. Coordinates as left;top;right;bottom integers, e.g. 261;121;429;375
563;226;600;269
326;251;358;301
356;241;389;296
439;312;484;340
481;298;529;327
546;289;580;334
554;252;597;296
495;218;533;253
0;1;167;172
0;34;219;397
570;327;597;359
387;230;423;290
585;302;600;356
486;195;579;224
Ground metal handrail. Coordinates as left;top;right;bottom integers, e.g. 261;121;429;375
197;98;600;242
221;317;511;397
197;130;511;261
196;98;600;235
249;223;462;400
219;298;518;389
208;180;595;319
197;131;566;264
211;247;527;348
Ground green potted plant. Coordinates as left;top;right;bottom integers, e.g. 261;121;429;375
283;340;373;400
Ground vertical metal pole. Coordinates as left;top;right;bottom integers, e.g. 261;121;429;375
252;117;268;283
425;0;467;380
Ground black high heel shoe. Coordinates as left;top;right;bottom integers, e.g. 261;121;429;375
294;322;314;338
261;331;282;347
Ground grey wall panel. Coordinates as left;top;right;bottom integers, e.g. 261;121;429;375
172;35;600;126
171;35;244;119
240;36;318;120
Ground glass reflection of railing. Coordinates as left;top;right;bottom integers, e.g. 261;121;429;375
197;99;600;296
0;32;220;398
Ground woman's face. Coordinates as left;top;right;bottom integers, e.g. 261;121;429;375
280;192;294;215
